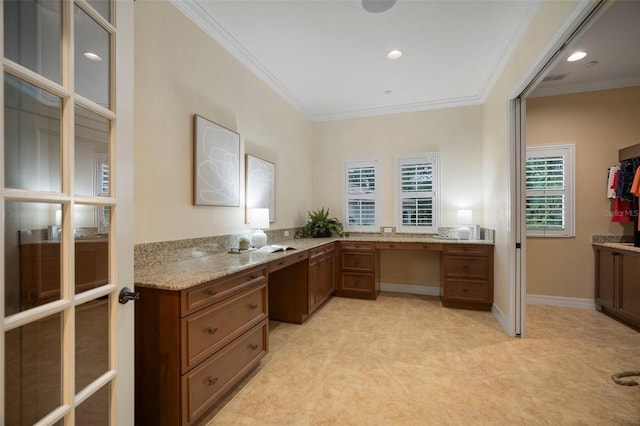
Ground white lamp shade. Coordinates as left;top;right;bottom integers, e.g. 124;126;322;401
456;209;472;225
250;208;270;229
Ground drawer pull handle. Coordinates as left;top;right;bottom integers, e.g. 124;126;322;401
248;304;258;310
207;289;218;296
389;244;395;248
207;377;218;386
279;261;285;266
250;274;257;279
207;327;218;335
250;343;259;351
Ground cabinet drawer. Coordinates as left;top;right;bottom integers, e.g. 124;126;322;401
444;244;491;256
268;251;308;273
341;252;375;272
309;243;334;260
181;283;267;372
182;321;268;425
444;256;489;279
339;241;375;251
341;272;375;293
375;242;443;251
444;279;491;303
181;266;267;316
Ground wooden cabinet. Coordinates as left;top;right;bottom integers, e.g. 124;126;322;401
441;244;494;311
595;245;640;329
135;265;268;425
308;243;335;314
336;241;380;300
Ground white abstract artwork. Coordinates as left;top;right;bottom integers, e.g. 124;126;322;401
193;115;240;206
246;155;275;222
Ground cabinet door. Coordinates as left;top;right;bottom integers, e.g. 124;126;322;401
324;251;335;299
618;251;640;325
595;248;617;310
308;257;323;312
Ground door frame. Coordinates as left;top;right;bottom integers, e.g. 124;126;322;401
114;1;135;424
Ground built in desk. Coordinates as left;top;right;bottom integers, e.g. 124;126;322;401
133;235;494;425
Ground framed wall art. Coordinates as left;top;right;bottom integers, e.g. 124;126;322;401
246;154;275;222
193;114;240;206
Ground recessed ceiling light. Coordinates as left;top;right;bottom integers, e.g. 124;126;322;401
362;0;396;13
83;51;103;62
384;90;393;95
387;49;403;60
567;51;587;62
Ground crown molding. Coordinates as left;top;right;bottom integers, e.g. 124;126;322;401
170;0;314;119
312;95;483;122
529;77;640;98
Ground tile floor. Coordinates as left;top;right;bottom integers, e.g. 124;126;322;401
202;293;640;425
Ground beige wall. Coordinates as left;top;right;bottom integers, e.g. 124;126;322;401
312;106;485;228
526;87;640;299
482;0;582;327
134;1;313;244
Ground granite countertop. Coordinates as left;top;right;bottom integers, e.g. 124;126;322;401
592;242;640;254
135;235;494;291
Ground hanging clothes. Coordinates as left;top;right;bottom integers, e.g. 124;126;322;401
616;160;638;201
630;166;640;231
611;169;634;222
607;165;620;199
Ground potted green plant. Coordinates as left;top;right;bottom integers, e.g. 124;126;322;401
295;207;345;238
239;236;251;250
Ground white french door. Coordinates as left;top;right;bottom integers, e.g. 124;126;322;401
1;0;134;424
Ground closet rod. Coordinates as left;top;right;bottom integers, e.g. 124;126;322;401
619;143;640;162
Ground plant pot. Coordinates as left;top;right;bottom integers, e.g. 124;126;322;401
313;231;332;238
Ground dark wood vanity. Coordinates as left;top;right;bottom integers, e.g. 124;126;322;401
594;243;640;329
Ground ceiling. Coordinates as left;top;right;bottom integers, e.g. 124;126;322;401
171;0;640;122
530;0;640;98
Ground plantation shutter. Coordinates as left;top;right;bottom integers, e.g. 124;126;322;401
396;154;439;233
525;145;575;237
345;161;378;230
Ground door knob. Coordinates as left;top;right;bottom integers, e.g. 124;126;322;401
119;287;140;304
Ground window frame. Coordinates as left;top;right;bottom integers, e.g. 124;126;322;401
525;143;575;238
394;153;440;234
342;159;381;233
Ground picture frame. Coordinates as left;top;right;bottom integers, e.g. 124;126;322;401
193;114;240;206
246;154;275;222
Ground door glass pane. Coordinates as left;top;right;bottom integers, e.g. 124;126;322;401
4;73;62;192
75;105;110;197
76;299;109;391
3;0;62;83
5;313;62;425
5;201;63;316
75;237;109;295
87;0;111;23
75;5;110;108
75;382;111;426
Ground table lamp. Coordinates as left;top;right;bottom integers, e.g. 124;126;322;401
250;208;270;248
457;209;472;240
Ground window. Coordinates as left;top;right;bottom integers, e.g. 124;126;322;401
525;144;575;237
343;160;380;232
395;153;439;233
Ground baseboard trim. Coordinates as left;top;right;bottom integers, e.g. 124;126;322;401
526;294;596;310
380;282;440;297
